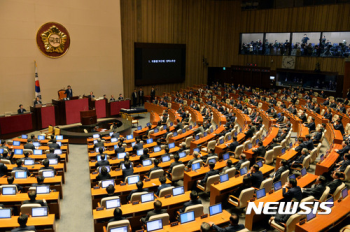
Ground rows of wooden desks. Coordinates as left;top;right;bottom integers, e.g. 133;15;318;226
189;125;225;152
315;143;342;176
0;215;56;232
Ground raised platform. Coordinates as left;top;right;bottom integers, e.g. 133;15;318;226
60;118;132;144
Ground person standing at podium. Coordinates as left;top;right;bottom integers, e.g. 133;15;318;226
88;91;95;98
132;89;138;107
65;85;73;98
151;87;156;101
138;88;144;106
33;97;42;106
17;104;26;114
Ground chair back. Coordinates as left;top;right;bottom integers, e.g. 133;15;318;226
0;185;18;194
238;188;255;208
224;167;236;178
185;137;192;148
165;133;173;143
129;192;148;202
260;178;273;192
273;146;283;159
20;203;42;216
171;164;185;181
184;204;204;218
149;169;164;179
206;156;218;165
309;148;318;163
23;149;33;155
240;161;250;172
125;175;140;183
302;155;310;170
148;130;154;138
204;174;220;193
106;220;130;232
344;165;350;181
234;145;244;159
101;196;120;208
285;213;305;232
58;89;67;100
148;213;170;226
280;170;290;185
301;196;315;204
206;140;216;151
0;159;11;164
265;150;274;165
333;183;346;200
158;186;174;197
319;186;330;202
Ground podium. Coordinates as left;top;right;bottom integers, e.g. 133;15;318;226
80;110;97;125
30;104;56;130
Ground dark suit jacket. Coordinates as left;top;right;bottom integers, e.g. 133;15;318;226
200;169;220;185
305;122;315;131
93;142;105;149
180;199;202;213
277;133;287;142
23;199;47;207
156;183;172;196
326;179;342;194
175;122;183;131
115;147;125;154
294;154;307;164
143;209;167;222
334;124;345;135
313;132;322;141
13;166;30;176
168;161;183;173
133;143;143;151
253;146;266;158
49;143;60;150
234;159;246;170
249;171;263;188
24;143;35;150
306;140;314;150
127;188;149;201
273;165;288;182
339;160;350;172
337;145;350;155
228;141;239;152
324;112;332;120
11;226;37;232
96;173;111;182
245;128;254;138
95;160;110;168
148;166;163;176
17;109;26;114
46;153;60;159
303;183;326;200
283;186;302;202
65;89;73;98
122;167;134;181
109;216;126;223
0;163;8;177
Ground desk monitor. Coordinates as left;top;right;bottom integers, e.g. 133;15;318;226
168;143;175;149
240;128;243;133
209;203;222;216
180;211;195;224
21;135;28;139
255;160;262;167
126;135;133;140
262;135;265;140
179;152;186;158
0;209;11;219
14;149;23;155
48;158;58;165
111;138;117;143
194;123;197;126
13;141;21;146
208;158;216;164
211;128;214;133
289;142;293;148
33;142;41;147
0;148;3;154
147;219;163;232
204;132;208;137
172;186;184;196
234;132;238;137
137;126;142;130
56;135;63;140
15;171;27;179
182;129;186;133
117;152;126;159
106;198;121;209
326;197;334;208
131;142;136;147
36;185;50;194
306;212;316;222
342;188;348;199
97;155;108;161
101;179;115;188
127;175;140;185
93;134;100;139
121;162;133;170
256;139;259;145
2;186;16;195
219;139;224;144
147;138;153;144
228;135;231;141
141;192;154;203
195;135;199;140
57;141;62;147
95;147;105;153
320;154;324;162
54;149;62;155
93;140;99;144
24;159;34;166
193;148;200;153
220;174;229;183
32;149;42;155
189;125;192;129
163;125;167;130
153;146;161;152
173;132;178;136
147;123;151;127
137;149;144;156
154;128;159;133
142;159;152;167
192;162;201;171
216;125;218;129
247;143;252;149
161;155;170;163
240;167;247;175
256;188;266;200
98;165;111;173
32;207;48;217
301;168;307;177
110;226;128;232
42;170;55;178
109;132;114;136
274;181;282;191
281;148;286;155
223;153;230;160
38;135;45;140
289;174;296;180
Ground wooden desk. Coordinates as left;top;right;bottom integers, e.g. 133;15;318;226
183;158;238;191
275;147;298;171
295;190;350;232
168;128;196;145
315;144;342;175
190;125;225;152
209;164;275;205
149;126;175;139
245;173;318;230
0;176;63;199
0;214;55;232
88;142;158;156
0;192;60;219
133;125;157;138
13;154;67;172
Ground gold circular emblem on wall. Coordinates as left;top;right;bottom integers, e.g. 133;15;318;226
36;22;70;58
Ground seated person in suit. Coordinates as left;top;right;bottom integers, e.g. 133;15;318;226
201;222;211;232
302;175;326;200
93;138;104;150
17;104;27;114
33;97;42;106
227;136;239;152
40;159;55;174
334;154;350;174
22;152;34;162
252;141;266;163
270;198;300;227
155;176;171;196
133;138;143;152
272;160;289;182
178;143;187;152
46;148;60;160
179;191;202;213
327;171;343;195
168;153;183;174
221;160;233;175
24;140;35;150
0;162;8;177
118;94;124;100
48;139;60;150
174;119;183;131
312;128;323;143
234;154;247;170
231;176;251;198
31;176;46;187
148;159;163;176
187;151;201;168
13;159;30;177
114;142;125;154
334;119;345;135
95;154;110;168
127;181;149;201
197;162;219;186
23;191;47;207
140;200;167;224
0;151;14;164
209;213;245;232
105;184;117;196
122;161;134;181
140;148;150;162
304;117;316;132
109;207;125;223
243;124;255;142
246;164;263;189
290;148;308;168
276;129;288;143
282;178;303;202
201;148;217;163
11;214;36;232
7;176;23;192
96;166;111;181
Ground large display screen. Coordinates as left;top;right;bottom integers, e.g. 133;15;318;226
134;43;186;86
